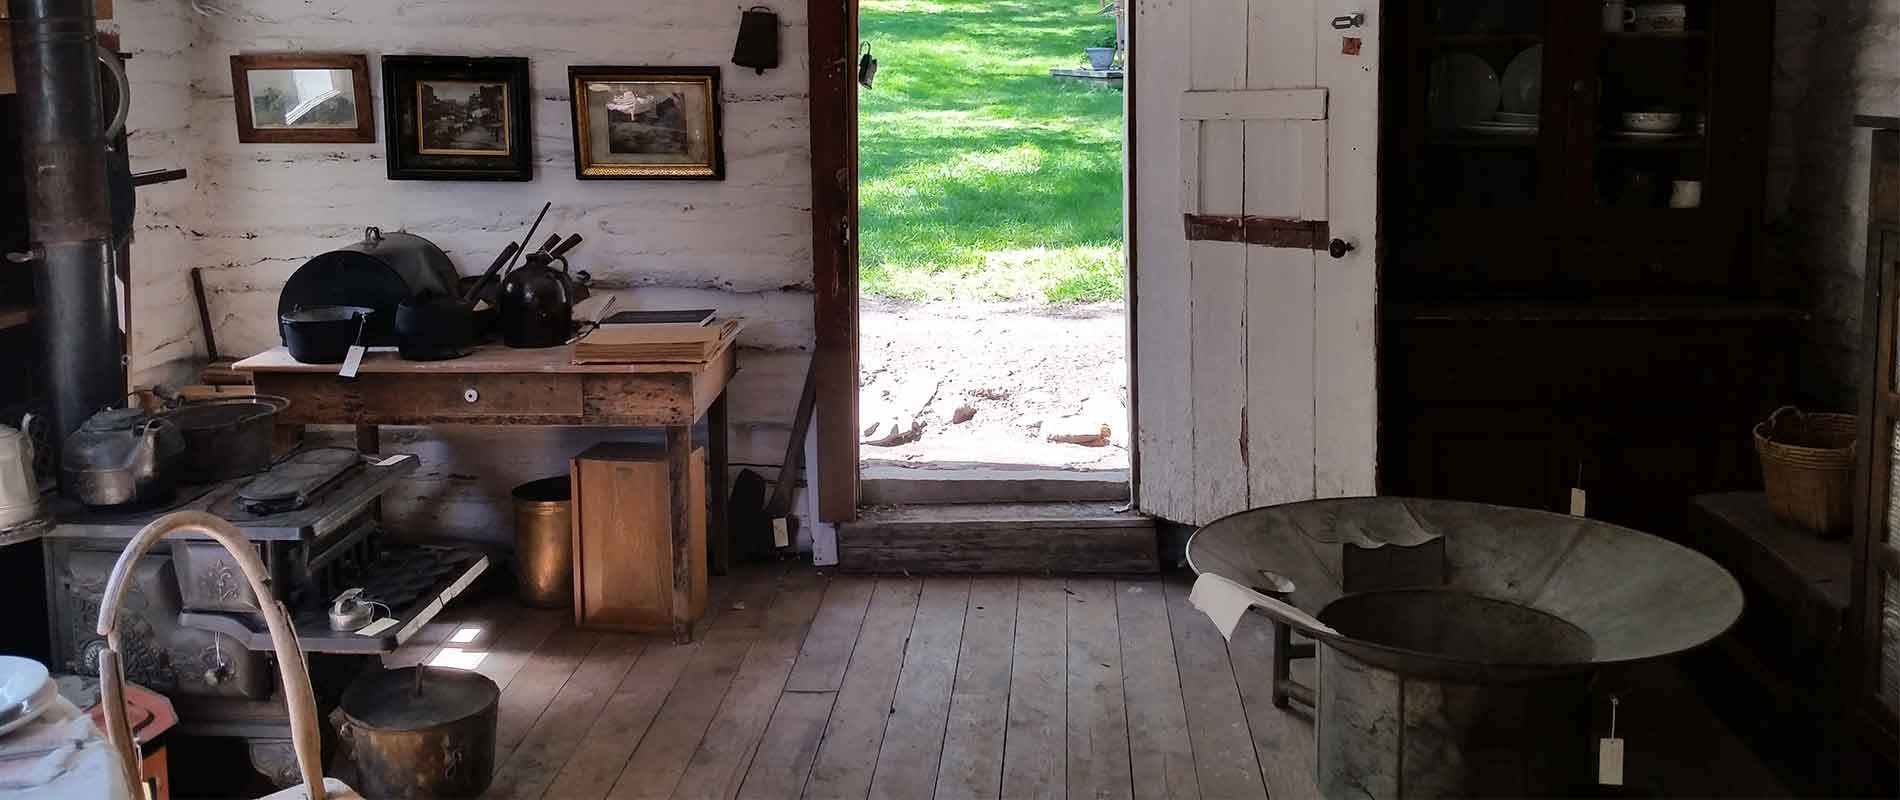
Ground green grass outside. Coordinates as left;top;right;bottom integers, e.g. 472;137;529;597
857;0;1127;303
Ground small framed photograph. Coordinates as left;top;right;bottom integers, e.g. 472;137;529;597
382;55;532;181
229;54;373;143
569;66;724;180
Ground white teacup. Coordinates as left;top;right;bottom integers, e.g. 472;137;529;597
1670;180;1703;209
1603;0;1634;32
1633;2;1687;32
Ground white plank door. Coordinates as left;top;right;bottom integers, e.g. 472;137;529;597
1133;0;1378;525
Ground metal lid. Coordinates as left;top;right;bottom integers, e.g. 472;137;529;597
80;407;147;433
341;666;498;731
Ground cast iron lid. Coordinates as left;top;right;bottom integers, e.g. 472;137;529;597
342;666;498;730
162;396;289;432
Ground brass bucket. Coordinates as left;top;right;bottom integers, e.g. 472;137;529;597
512;476;573;608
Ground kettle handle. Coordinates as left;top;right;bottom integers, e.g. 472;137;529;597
551;254;571;275
364;227;384;244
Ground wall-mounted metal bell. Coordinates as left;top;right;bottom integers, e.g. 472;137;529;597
732;6;780;74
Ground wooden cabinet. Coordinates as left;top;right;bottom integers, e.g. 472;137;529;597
570;442;707;638
1850;114;1900;784
1378;0;1795;534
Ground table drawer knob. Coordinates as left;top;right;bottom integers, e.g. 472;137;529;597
464;388;480;403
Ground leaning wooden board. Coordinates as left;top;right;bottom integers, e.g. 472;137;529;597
2;2;114;95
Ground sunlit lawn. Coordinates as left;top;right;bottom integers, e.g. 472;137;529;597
858;0;1126;303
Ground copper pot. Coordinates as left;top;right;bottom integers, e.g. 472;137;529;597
338;666;498;799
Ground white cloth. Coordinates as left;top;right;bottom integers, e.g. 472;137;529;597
1188;572;1340;641
0;696;132;800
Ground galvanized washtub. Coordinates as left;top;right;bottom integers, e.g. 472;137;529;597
1187;497;1744;798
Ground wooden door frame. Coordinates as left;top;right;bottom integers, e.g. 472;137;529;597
808;0;1144;523
810;0;861;522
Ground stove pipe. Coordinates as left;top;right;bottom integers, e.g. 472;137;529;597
8;0;125;441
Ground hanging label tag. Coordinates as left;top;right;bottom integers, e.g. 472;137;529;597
1569;487;1587;517
772;518;790;548
355;617;399;637
1598;737;1625;785
339;345;366;379
372;454;413;467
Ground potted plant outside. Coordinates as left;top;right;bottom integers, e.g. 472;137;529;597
1084;34;1116;70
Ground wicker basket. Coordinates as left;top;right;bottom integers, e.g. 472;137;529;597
1754;406;1857;536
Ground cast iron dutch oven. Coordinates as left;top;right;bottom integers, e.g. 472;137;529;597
280;305;373;364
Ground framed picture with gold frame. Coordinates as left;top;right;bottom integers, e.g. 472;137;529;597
382;55;532;181
568;66;724;180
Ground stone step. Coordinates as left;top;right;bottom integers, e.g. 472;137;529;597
837;502;1157;574
859;463;1130;505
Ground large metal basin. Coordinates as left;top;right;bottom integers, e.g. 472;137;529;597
1187;497;1744;798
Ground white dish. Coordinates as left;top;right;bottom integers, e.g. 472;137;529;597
1501;45;1543;115
0;679;55;738
1495;111;1540;125
1620;111;1683;132
1428;53;1501;134
0;657;47;714
1610;130;1687;141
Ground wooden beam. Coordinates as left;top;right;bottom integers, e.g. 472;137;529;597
1183;214;1329;250
809;0;859;522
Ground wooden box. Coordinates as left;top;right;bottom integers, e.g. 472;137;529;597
570;442;706;637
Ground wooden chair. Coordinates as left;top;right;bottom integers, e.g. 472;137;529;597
94;510;360;800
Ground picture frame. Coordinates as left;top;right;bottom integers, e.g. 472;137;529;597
382;55;533;181
229;54;374;144
568;66;725;180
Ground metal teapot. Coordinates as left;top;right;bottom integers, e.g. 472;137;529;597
498;250;577;349
60;407;185;507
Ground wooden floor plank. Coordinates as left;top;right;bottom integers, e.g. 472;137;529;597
934;576;1018;800
672;574;828;799
1066;577;1133;800
493;626;601;772
608;569;786;799
785;576;876;692
1226;615;1320;800
868;577;971;800
1002;577;1068;800
1116;581;1202;800
468;605;567;692
382;587;489;669
804;577;924;799
486;633;648;799
545;575;745;800
1163;581;1268;800
737;576;881;800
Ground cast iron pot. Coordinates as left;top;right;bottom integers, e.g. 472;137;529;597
280;305;373;364
338;665;498;799
395;293;477;361
161;395;289;483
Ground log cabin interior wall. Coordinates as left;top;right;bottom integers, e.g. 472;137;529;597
100;0;816;544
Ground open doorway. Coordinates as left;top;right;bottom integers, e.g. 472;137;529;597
853;0;1131;499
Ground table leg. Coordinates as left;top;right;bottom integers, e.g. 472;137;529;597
354;424;379;455
1272;620;1292;709
666;424;694;644
708;392;730;576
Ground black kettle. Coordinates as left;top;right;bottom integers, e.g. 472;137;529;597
499;250;576;348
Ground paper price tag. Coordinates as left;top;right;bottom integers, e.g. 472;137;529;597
339;345;366;379
355;617;398;637
772;518;790;548
1569;487;1587;517
1598;737;1625;785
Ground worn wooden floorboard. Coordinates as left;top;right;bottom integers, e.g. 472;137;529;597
1163;580;1269;800
867;577;970;800
1116;580;1202;800
1002;577;1068;800
485;633;647;799
738;576;877;800
803;577;923;799
933;576;1018;800
434;566;1775;800
1066;577;1134;800
608;568;787;800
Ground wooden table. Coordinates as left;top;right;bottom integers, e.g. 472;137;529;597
234;340;736;631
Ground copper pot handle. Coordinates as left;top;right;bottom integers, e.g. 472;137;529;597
95;511;330;800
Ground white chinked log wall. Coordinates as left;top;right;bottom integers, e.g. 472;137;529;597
114;0;814;545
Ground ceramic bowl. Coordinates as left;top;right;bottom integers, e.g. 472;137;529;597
1620;111;1682;132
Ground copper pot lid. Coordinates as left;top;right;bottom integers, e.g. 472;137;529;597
340;666;498;731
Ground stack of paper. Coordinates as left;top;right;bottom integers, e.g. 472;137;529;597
573;316;741;363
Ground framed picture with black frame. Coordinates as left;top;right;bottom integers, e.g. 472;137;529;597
568;65;725;180
382;55;532;181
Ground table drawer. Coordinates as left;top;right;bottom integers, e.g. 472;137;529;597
358;373;582;419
